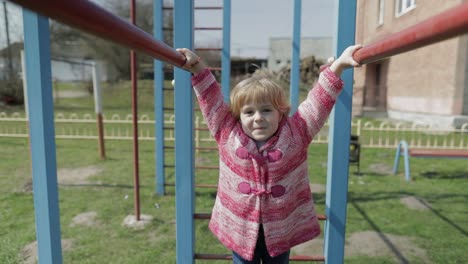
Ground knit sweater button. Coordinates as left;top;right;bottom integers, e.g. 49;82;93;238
236;147;250;159
270;185;286;198
267;149;283;162
238;182;251;194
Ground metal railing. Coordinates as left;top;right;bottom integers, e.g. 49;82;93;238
1;112;467;150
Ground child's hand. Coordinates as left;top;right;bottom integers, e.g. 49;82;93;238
176;48;206;74
329;44;362;77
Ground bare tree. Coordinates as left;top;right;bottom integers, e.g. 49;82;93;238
49;0;174;81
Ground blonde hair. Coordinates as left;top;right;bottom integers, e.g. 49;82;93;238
230;70;290;119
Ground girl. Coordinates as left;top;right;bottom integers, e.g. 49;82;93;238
177;45;361;264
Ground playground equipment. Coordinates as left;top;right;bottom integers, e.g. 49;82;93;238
10;0;468;263
393;140;468;181
154;0;231;195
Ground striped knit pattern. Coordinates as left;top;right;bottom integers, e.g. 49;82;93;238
191;67;343;260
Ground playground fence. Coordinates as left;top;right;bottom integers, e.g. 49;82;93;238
1;111;467;150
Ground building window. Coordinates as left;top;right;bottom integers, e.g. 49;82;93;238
395;0;416;17
378;0;385;26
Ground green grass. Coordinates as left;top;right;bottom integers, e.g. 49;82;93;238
1;80;467;263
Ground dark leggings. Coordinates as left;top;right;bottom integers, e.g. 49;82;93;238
232;225;290;264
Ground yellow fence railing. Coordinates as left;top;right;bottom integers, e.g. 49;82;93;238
1;112;467;150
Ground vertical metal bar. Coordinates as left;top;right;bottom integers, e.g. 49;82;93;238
130;0;140;221
221;0;231;102
92;62;105;159
290;0;301;114
174;0;195;263
401;141;411;181
154;0;165;195
324;0;356;263
22;9;62;264
20;50;29;116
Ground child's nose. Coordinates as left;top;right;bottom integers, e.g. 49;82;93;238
254;112;264;121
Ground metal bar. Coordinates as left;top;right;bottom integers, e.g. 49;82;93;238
154;0;165;195
195;165;219;170
221;0;231;102
9;0;187;67
22;9;62;263
324;1;356;263
174;0;195;262
165;183;218;188
194;213;327;221
320;1;468;71
164;27;222;31
96;113;105;159
289;0;301;114
195;47;223;51
194;254;325;261
195;27;222;30
91;62;106;159
51;57;94;66
129;0;141;221
163;6;223;10
354;2;468;64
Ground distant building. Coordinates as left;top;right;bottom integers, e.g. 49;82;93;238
0;42;109;82
354;0;468;127
267;37;334;72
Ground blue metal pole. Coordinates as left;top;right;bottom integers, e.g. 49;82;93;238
23;9;63;264
174;0;195;263
154;0;165;195
323;0;357;263
221;0;231;102
289;0;301;114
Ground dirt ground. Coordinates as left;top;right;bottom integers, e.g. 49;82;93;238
293;231;431;263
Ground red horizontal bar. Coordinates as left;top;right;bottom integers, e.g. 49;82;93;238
195;27;222;30
320;2;468;71
164;165;219;170
194;254;325;261
164;6;223;10
164;27;222;31
195;146;218;151
356;1;468;64
409;149;468;158
164;146;218;151
164;183;217;188
290;255;326;261
195;213;327;221
209;67;222;71
10;0;186;67
195;166;219;170
192;184;217;188
195;48;223;51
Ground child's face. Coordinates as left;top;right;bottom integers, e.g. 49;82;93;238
239;101;281;143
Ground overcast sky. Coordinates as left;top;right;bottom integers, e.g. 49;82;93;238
1;0;336;59
194;0;336;58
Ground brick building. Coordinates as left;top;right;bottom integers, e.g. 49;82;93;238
354;0;468;128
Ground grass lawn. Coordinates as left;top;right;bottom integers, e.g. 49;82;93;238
1;80;467;263
1;137;467;263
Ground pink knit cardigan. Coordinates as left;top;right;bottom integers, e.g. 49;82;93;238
191;67;344;260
